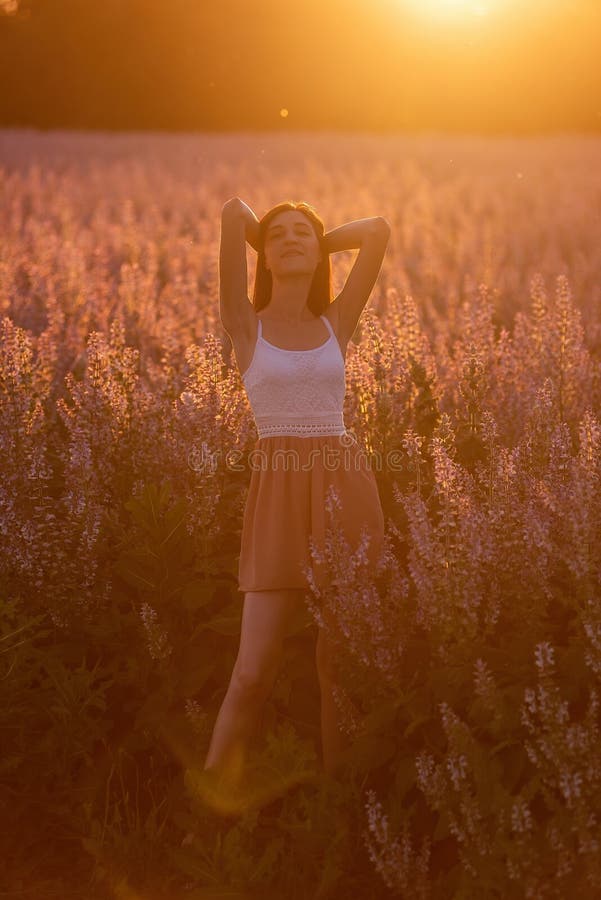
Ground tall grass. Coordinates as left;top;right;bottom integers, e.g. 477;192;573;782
1;130;600;899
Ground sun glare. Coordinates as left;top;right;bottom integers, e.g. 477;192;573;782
405;0;495;18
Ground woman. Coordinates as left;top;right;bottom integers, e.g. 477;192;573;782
202;196;390;808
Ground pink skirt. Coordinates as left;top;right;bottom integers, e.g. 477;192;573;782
237;431;385;593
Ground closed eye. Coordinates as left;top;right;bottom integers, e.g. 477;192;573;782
269;227;311;237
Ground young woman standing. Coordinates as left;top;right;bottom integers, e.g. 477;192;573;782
202;196;390;807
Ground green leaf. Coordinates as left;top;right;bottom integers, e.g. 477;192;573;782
161;499;188;547
497;742;528;793
203;612;242;636
182;579;217;611
113;556;159;592
361;693;403;733
394;754;417;796
177;654;216;694
403;713;433;740
201;598;242;635
342;733;397;773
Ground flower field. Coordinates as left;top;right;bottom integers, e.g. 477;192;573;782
1;128;601;899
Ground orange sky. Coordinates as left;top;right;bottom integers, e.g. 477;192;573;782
296;0;601;131
0;0;599;132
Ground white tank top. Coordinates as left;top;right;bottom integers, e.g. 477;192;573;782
241;314;347;438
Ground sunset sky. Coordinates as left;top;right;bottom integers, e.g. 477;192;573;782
0;0;599;132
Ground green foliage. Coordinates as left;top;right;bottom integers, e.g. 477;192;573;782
0;594;113;895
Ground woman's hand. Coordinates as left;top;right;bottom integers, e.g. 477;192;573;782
222;197;260;252
323;217;390;254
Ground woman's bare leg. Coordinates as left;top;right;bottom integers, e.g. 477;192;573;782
203;588;307;783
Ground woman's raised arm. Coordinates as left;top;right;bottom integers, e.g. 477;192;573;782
323;216;389;254
219;198;260;335
324;216;391;345
223;197;260;250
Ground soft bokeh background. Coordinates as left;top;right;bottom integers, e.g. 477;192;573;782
0;0;599;132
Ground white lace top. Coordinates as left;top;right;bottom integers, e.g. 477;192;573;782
241;314;347;438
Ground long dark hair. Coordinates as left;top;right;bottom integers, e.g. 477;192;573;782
252;201;332;316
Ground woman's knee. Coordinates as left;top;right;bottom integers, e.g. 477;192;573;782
231;652;280;699
229;589;305;699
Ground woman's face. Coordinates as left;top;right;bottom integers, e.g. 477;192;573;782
263;210;322;278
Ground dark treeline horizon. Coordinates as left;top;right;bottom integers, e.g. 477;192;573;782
1;0;600;134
